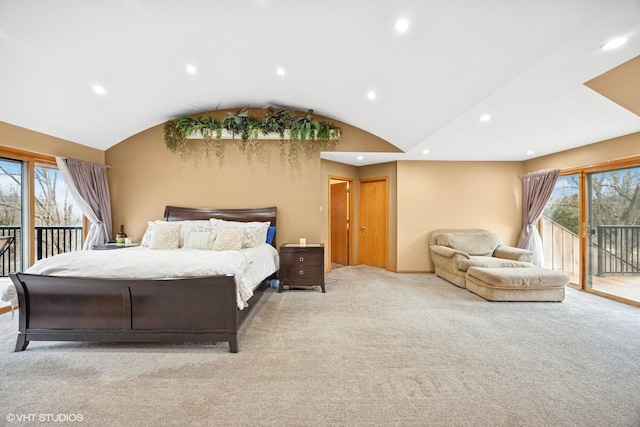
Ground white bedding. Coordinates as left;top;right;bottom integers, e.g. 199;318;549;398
19;244;280;309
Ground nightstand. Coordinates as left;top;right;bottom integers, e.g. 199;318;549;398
279;243;325;293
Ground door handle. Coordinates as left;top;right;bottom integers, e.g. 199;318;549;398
361;226;366;230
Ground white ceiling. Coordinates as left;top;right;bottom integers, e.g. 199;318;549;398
1;0;639;166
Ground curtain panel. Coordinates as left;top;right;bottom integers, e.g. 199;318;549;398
56;157;113;249
517;169;560;267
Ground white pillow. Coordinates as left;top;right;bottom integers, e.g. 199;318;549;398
142;220;213;248
176;220;215;247
148;223;182;249
218;220;270;248
184;230;215;250
212;227;244;251
140;221;156;247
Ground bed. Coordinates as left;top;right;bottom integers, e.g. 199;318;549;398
8;205;278;353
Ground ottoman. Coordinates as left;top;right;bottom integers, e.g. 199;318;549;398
465;266;568;302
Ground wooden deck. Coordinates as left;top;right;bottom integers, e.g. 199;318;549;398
569;274;640;306
591;275;640;303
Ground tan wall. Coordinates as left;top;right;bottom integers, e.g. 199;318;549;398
523;131;640;172
396;161;525;273
0;121;105;163
106;124;322;251
106;112;397;274
7;113;637;277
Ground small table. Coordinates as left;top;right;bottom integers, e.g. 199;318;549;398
93;243;139;250
279;243;325;293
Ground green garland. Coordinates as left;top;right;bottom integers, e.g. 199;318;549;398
163;107;341;163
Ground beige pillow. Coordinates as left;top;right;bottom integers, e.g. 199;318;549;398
436;232;502;256
148;223;182;249
184;231;215;250
218;220;270;248
212;227;244;251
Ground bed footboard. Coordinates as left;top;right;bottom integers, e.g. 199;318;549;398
9;273;260;353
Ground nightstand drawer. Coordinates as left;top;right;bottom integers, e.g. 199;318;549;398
280;251;322;266
280;264;323;282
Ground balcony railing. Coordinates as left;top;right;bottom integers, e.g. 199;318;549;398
596;225;640;276
0;226;83;276
540;217;640;277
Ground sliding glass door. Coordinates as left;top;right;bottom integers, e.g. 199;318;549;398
587;166;640;301
543;160;640;306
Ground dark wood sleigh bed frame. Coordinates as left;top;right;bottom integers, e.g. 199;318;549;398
9;206;277;353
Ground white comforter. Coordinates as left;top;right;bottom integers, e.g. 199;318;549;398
21;244;280;309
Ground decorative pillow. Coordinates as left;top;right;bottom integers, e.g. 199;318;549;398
212;227;244;251
184;231;215;250
148;223;182;249
218;220;271;248
176;220;215;247
142;220;215;248
266;226;276;244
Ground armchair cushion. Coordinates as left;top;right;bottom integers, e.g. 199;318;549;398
435;232;502;256
493;245;533;262
458;257;534;272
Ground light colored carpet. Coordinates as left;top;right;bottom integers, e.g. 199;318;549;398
1;265;639;426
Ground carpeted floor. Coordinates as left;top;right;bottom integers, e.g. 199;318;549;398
1;265;639;426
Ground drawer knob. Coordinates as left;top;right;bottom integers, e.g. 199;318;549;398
299;270;304;275
299;256;304;262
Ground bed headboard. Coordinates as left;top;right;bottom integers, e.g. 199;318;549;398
163;206;277;246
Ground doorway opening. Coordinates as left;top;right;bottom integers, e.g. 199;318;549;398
329;177;353;270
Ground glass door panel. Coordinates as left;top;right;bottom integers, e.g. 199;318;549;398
587;167;640;302
0;158;23;274
542;174;580;285
34;165;83;260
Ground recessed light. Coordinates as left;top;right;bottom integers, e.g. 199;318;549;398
93;85;106;95
357;155;364;160
526;150;535;155
367;91;376;100
479;114;491;122
422;149;430;155
186;64;197;74
601;36;629;50
276;67;285;76
395;19;409;33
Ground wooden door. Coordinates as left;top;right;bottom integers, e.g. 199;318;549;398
331;182;349;265
358;178;388;268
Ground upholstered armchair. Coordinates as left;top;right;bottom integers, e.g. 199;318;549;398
429;229;533;288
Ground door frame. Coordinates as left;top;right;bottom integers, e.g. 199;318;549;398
328;175;354;271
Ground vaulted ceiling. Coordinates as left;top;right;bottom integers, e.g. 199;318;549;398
1;0;639;166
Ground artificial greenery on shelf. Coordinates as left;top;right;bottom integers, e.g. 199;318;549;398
163;107;342;163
